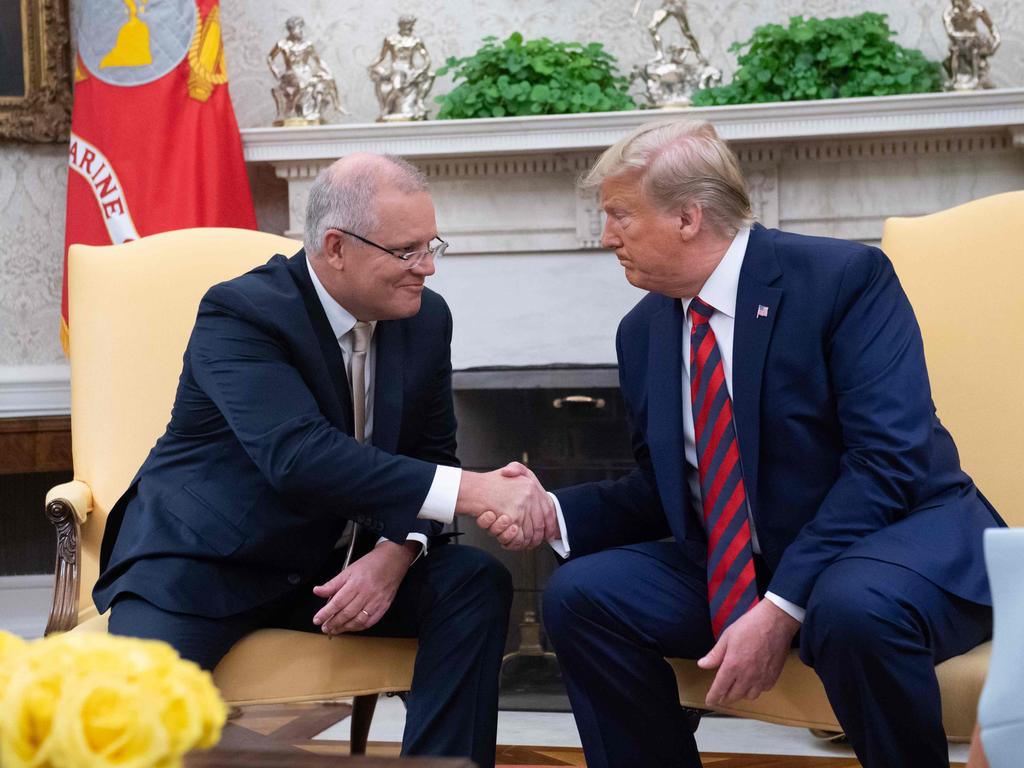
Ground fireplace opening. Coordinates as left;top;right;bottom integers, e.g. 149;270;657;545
452;365;634;711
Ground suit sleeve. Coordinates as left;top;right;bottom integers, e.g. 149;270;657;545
190;282;437;543
405;301;459;540
768;247;934;606
554;324;671;558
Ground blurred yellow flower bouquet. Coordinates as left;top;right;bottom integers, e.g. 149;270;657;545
0;630;227;768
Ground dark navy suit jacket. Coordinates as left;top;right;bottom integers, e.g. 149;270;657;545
555;225;1003;608
94;250;458;618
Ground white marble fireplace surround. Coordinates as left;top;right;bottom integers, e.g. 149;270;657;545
244;89;1024;372
3;91;1023;415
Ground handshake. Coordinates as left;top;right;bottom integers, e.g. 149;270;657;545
455;462;558;550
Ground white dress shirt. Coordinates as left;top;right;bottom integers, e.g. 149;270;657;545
551;228;805;623
306;260;461;555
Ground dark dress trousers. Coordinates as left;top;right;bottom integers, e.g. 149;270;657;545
94;250;511;768
543;224;1004;768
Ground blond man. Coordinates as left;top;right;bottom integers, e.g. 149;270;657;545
541;120;1002;768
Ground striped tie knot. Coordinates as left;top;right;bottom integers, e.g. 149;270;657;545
689;297;715;325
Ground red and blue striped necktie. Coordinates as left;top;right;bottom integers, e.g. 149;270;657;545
689;297;759;637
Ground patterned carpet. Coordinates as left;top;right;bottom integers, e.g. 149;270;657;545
223;702;966;767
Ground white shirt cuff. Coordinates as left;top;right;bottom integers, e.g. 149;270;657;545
416;465;461;523
765;591;805;623
548;492;571;559
376;533;428;564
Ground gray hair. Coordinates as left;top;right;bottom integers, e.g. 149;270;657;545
582;119;753;236
304;154;428;255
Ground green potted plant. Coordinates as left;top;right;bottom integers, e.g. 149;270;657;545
693;12;943;106
435;32;638;119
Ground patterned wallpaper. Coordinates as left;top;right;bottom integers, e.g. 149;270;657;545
0;146;67;366
0;0;1021;367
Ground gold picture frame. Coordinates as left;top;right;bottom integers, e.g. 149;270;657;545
0;0;72;142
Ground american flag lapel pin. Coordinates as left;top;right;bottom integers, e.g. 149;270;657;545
756;305;770;318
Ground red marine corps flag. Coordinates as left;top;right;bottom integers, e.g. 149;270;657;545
61;0;256;351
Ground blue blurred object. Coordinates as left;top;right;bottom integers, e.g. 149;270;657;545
977;528;1024;765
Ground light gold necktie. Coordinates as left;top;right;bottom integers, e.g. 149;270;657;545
350;321;371;444
343;321;372;568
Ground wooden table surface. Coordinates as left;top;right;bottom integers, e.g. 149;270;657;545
185;744;474;768
183;713;475;767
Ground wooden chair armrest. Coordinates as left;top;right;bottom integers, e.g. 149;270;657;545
44;480;93;635
45;481;93;524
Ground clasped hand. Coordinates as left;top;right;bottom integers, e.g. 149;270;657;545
458;462;558;551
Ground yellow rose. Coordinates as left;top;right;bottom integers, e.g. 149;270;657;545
0;633;226;767
50;674;170;768
0;664;63;768
0;630;27;662
137;672;201;758
0;630;28;695
170;664;226;750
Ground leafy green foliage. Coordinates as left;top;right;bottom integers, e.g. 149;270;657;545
692;13;943;106
435;32;638;119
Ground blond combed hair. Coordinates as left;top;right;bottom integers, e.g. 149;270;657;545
582;119;753;236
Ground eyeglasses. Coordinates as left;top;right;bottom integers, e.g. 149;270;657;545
330;227;448;270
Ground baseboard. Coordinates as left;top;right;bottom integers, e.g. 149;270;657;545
0;365;71;417
0;573;54;638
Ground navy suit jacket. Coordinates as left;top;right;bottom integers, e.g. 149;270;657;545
556;225;1004;608
94;250;458;618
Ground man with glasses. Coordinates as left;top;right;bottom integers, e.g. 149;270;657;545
94;153;556;768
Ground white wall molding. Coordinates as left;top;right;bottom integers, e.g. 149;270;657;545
418;154;597;180
0;365;71;418
243;89;1024;163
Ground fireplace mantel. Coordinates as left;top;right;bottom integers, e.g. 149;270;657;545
238;90;1024;371
242;88;1024;250
242;89;1024;163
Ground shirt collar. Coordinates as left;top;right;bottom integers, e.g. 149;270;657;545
306;257;376;342
680;227;750;319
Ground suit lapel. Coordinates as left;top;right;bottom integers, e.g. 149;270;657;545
371;319;404;453
286;251;353;434
732;225;782;515
646;298;690;535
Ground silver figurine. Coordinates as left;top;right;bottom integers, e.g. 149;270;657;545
267;16;346;126
634;0;709;66
943;0;1001;91
631;1;719;108
368;15;436;122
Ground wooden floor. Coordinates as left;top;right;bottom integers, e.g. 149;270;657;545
225;702;967;767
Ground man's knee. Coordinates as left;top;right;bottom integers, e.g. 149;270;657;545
438;544;513;616
108;594;236;670
542;557;605;641
801;560;911;665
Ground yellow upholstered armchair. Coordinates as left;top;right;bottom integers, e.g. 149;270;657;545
671;191;1024;742
44;228;418;753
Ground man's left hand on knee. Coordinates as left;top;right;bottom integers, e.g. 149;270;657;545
313;540;418;634
698;600;801;706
